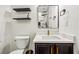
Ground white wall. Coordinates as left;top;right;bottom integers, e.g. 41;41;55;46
0;5;12;53
59;5;79;53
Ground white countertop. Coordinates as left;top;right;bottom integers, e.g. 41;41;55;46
33;35;75;43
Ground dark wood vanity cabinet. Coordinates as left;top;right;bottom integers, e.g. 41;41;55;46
35;43;73;54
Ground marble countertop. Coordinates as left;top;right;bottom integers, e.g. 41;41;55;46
33;35;75;43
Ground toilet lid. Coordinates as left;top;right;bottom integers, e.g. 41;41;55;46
10;49;24;54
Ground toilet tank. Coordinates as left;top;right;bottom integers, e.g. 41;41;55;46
15;36;29;49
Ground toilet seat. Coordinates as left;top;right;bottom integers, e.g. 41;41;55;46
10;49;24;54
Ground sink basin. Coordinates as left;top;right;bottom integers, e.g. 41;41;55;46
42;35;61;40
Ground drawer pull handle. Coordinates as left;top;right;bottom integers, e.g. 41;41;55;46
51;47;53;54
56;47;59;54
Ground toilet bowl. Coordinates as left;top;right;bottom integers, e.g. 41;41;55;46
10;35;29;54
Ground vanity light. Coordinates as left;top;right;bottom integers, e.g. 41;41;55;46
60;9;66;16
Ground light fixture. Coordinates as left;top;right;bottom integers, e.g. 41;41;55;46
60;9;66;16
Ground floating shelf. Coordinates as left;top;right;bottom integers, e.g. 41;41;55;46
13;8;31;12
13;18;31;20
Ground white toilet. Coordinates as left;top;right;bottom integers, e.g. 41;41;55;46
10;35;29;54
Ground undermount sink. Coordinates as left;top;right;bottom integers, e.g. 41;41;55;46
42;35;61;40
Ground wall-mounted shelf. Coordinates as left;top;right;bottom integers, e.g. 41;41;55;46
13;18;31;20
13;8;31;12
12;7;31;21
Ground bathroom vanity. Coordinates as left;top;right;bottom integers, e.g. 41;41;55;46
33;34;75;54
34;5;75;54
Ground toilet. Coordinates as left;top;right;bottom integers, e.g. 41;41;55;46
10;35;29;54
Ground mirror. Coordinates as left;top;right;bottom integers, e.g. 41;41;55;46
37;5;59;29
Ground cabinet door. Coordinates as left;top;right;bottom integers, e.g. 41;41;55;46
56;43;73;54
35;43;51;54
